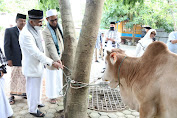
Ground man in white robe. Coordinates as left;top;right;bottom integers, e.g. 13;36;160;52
0;48;13;118
19;9;63;117
42;9;64;104
102;22;120;73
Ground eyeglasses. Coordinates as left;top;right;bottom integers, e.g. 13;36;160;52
49;18;58;23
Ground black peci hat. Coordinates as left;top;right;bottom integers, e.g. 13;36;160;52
144;27;151;29
110;22;115;24
142;25;151;29
16;13;26;20
28;9;43;19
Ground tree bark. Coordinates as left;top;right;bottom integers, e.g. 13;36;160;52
65;0;104;118
58;0;77;109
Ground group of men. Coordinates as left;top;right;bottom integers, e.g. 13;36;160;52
1;9;64;117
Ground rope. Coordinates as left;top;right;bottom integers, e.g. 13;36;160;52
117;56;127;86
59;66;109;98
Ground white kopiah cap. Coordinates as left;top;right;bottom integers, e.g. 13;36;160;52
46;9;57;17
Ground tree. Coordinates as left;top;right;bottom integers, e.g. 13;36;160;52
0;0;8;12
101;0;176;32
39;0;104;117
39;0;60;15
61;0;105;117
58;0;77;110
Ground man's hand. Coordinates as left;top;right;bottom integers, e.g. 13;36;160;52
106;38;110;41
57;60;62;64
57;60;64;69
110;38;115;42
170;40;177;44
7;60;13;67
52;61;64;69
0;71;4;78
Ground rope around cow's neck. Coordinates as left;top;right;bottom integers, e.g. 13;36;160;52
118;56;127;86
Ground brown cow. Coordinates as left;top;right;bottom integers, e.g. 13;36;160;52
103;41;177;118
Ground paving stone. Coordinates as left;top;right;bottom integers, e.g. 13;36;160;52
47;108;57;114
40;106;49;111
19;110;28;115
116;112;124;116
89;112;100;118
24;114;34;118
13;107;22;112
107;113;117;118
12;113;18;117
125;114;136;118
131;112;139;116
44;102;51;106
11;105;17;109
122;110;132;115
14;116;24;118
99;112;108;116
44;113;54;118
99;116;109;118
22;105;29;110
56;106;64;111
57;101;63;106
49;104;58;109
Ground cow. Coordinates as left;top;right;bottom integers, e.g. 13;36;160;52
102;41;177;118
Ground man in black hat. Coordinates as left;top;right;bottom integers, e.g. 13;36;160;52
19;9;63;117
141;25;156;41
102;21;120;73
4;13;27;105
141;25;151;38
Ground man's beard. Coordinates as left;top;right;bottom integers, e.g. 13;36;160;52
50;24;58;30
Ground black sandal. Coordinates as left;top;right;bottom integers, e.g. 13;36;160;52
30;110;45;117
9;96;15;105
38;104;45;108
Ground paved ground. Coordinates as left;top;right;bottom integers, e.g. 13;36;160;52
3;44;140;118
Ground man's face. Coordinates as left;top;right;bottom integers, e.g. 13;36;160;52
47;15;58;28
16;18;26;29
110;24;115;28
145;29;149;33
110;24;115;30
31;19;43;27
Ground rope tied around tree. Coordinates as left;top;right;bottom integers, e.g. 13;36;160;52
59;66;104;97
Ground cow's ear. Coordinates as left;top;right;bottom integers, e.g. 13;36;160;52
107;50;111;55
110;52;117;64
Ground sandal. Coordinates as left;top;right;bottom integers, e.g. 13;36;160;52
49;99;56;104
38;104;45;108
30;110;45;117
9;96;15;105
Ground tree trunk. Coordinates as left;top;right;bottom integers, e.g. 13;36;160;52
132;25;136;45
65;0;104;118
58;0;77;109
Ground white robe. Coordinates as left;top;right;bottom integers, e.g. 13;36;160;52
26;77;43;113
136;38;153;57
0;77;13;118
45;69;63;99
136;29;156;57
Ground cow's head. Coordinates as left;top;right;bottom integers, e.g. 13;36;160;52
102;49;125;88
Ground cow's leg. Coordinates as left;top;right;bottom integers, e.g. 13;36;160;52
139;102;157;118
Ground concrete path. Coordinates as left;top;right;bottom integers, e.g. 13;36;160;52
3;44;140;118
